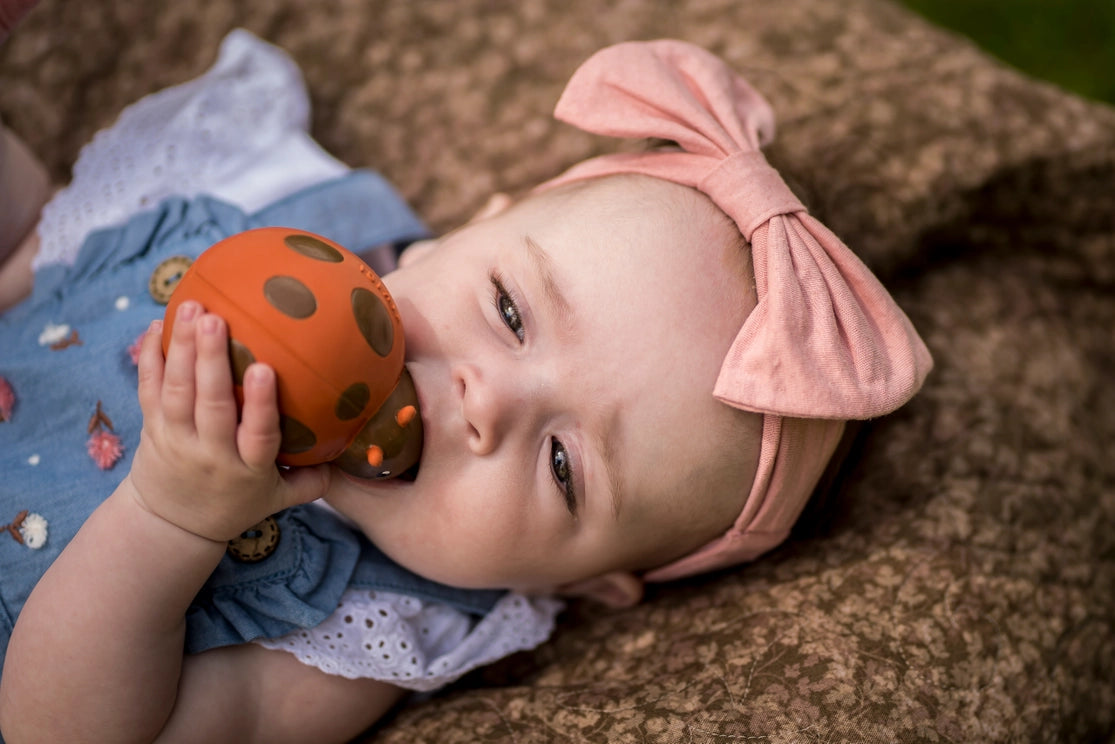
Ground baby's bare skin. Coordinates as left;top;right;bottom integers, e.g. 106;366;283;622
0;126;50;311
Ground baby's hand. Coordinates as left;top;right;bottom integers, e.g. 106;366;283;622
127;301;329;542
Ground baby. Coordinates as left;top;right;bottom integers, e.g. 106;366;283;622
0;30;930;744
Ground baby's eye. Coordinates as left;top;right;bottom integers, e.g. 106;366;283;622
550;437;577;517
490;273;524;342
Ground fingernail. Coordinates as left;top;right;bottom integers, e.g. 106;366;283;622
246;364;273;385
201;316;220;334
149;319;163;335
178;301;199;320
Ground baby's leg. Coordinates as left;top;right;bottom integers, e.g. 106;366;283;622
0;123;50;310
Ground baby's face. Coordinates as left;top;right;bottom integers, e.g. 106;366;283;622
323;176;761;593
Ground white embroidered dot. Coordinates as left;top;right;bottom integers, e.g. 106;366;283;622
114;296;131;311
27;454;40;466
38;323;71;346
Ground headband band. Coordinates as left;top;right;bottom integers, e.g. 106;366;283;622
537;40;932;580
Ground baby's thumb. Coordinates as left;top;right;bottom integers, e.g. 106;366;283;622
280;464;332;508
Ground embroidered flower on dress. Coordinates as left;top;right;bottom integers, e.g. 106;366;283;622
87;430;124;470
39;322;71;345
128;330;146;365
0;375;14;421
39;322;82;350
86;400;124;470
3;510;48;549
51;328;83;350
17;512;49;549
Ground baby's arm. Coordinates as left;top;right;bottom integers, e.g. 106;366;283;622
0;303;398;742
0;125;50;311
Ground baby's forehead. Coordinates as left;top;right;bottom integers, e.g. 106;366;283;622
524;173;752;287
530;173;721;219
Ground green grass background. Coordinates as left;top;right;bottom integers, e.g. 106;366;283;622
897;0;1115;104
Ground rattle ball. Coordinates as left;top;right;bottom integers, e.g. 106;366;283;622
162;227;422;479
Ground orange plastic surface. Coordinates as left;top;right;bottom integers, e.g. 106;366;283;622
162;227;405;466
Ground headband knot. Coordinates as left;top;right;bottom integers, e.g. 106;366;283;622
536;40;933;580
701;151;805;241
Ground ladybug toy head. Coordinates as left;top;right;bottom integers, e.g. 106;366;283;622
162;227;422;480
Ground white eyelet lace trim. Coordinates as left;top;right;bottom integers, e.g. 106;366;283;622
34;29;346;271
254;589;563;691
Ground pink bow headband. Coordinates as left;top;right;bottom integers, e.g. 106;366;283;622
537;40;933;581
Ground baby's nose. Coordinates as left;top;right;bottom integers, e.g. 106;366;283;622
454;362;522;455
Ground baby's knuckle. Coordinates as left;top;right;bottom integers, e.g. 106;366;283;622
198;395;234;417
136;363;160;388
160;377;192;398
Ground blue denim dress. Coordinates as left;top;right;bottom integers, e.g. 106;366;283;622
0;172;503;675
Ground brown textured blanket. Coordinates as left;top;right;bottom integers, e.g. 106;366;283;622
3;1;1113;741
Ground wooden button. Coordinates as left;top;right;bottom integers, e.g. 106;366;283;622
148;255;193;304
227;516;280;563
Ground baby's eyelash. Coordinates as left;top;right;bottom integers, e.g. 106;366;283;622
490;271;525;342
551;437;577;517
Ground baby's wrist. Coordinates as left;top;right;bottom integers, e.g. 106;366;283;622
116;475;231;551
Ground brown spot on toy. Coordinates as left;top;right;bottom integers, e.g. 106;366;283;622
335;382;371;421
284;233;344;263
351;287;394;357
160;227;417;471
229;338;255;386
264;275;317;319
333;369;422;479
279;415;317;454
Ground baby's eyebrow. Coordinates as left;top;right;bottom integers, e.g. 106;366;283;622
595;406;626;521
524;235;575;335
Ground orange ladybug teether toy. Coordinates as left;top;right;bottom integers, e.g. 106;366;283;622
161;227;421;480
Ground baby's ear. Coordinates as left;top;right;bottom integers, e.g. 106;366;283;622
396;238;438;268
469;193;512;222
557;571;644;608
398;193;512;268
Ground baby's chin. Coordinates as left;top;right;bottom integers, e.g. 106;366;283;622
308;493;361;529
317;470;388;526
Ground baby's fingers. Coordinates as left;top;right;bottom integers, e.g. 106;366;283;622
161;301;201;429
136;319;165;417
280;464;332;509
236;363;282;469
193;313;238;445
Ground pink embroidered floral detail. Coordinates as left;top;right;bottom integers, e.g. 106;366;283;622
87;430;124;470
128;331;146;365
0;376;13;421
86;400;124;470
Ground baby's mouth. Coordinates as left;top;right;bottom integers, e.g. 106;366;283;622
396;461;420;482
332;367;423;481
